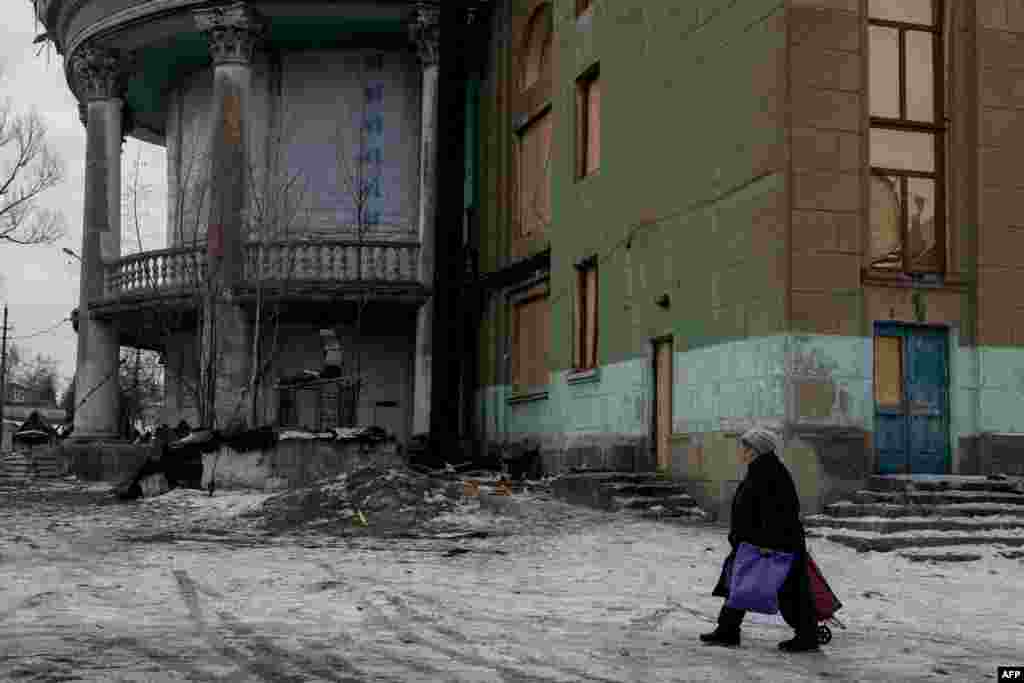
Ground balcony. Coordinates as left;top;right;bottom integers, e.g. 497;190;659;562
93;239;426;316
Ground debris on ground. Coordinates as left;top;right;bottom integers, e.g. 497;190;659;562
252;465;558;537
257;466;465;536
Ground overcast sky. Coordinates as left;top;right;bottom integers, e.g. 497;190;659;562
1;2;166;388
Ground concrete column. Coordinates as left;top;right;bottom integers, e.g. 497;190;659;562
68;46;127;441
195;1;262;428
410;3;440;436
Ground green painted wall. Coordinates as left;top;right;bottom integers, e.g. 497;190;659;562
474;0;789;404
548;1;788;370
477;325;1024;468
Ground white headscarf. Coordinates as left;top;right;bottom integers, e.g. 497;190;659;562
740;426;781;457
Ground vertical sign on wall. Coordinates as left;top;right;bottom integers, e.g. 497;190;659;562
363;52;386;231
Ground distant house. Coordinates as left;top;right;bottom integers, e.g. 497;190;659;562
1;382;67;452
5;382;27;405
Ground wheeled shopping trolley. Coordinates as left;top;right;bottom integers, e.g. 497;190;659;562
807;554;845;644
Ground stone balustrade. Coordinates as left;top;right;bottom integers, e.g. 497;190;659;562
100;239;422;302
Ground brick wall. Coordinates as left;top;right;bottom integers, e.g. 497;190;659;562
788;1;864;336
977;1;1024;346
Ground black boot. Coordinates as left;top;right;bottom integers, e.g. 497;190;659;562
700;627;740;647
778;634;820;652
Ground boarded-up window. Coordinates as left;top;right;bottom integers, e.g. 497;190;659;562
521;4;553;91
874;336;904;408
574;263;598;370
512;288;551;391
576;68;601;178
278;379;359;430
517;111;553;242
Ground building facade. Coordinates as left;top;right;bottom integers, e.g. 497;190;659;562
34;0;481;444
473;0;1024;517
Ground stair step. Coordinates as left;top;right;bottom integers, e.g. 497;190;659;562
823;501;1024;518
639;507;707;520
808;531;1024;553
564;471;658;481
603;482;692;497
852;490;1024;506
868;475;1024;494
898;551;984;563
614;494;698;511
805;514;1024;534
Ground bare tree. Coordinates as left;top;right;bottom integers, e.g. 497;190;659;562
121;146;161;255
117;147;165;430
119;348;163;433
0;66;65;246
235;109;312;427
162;108;310;430
328;53;409;413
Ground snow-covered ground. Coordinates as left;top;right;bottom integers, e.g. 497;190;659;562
0;480;1020;682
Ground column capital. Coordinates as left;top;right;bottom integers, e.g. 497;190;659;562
69;45;130;102
194;1;265;66
409;1;440;67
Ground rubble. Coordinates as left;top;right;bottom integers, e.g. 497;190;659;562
257;465;466;536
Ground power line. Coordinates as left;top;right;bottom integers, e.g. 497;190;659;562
493;170;779;312
11;317;72;340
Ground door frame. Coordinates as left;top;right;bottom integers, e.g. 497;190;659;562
651;335;674;475
872;321;952;475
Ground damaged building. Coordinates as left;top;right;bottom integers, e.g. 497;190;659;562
36;0;479;457
41;0;1024;515
470;0;1024;517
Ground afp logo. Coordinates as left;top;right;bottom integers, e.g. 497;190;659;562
999;667;1024;680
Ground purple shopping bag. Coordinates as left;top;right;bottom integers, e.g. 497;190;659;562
725;542;795;614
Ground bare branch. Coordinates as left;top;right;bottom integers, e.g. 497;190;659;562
0;97;65;245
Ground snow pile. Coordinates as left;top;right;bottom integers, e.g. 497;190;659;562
257;466;463;535
137;488;273;525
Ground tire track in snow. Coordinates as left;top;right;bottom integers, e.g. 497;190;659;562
357;589;626;683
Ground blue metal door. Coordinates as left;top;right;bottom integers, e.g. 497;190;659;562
874;324;949;474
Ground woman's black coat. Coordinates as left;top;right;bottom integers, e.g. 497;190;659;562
712;451;816;630
728;450;806;553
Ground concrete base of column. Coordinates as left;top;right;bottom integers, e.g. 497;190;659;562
213;301;253;429
59;440;148;482
412;298;433;435
72;317;122;440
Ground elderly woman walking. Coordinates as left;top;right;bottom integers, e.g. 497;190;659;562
700;427;820;653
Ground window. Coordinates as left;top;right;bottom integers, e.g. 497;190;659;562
521;4;553;91
278;379;358;430
874;335;904;408
517;111;553;242
576;66;601;179
278;388;297;427
515;3;554;255
868;0;945;274
574;258;598;370
512;285;551;391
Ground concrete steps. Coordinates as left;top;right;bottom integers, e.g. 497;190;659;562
551;471;706;520
807;475;1024;558
851;489;1024;506
866;474;1023;494
806;515;1024;534
0;452;32;481
821;501;1024;518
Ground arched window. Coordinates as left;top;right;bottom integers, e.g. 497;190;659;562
521;3;552;91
